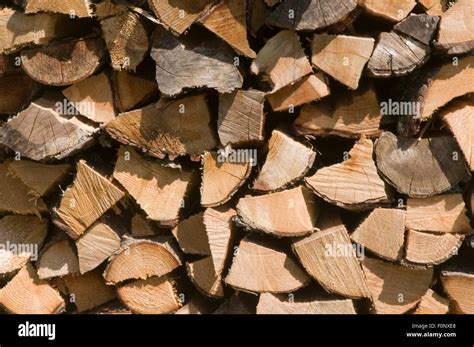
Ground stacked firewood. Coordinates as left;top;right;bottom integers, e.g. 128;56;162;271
0;0;473;314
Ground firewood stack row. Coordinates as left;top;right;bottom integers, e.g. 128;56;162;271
0;0;473;314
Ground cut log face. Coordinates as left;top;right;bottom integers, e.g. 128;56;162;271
418;0;448;16
440;271;474;313
201;151;252;207
112;71;158;113
267;0;357;31
54;160;125;239
359;0;416;22
117;275;181;314
218;89;265;146
293;220;371;299
22;0;93;17
187;256;225;297
0;215;47;275
0;263;64;314
103;239;181;284
21;37;105;86
225;234;310;293
201;0;256;58
257;293;356;314
393;14;439;46
252;130;316;192
362;257;433;314
62;72;117;124
172;212;211;256
306;138;391;210
351;208;405;262
151;27;242;96
415;288;449;314
236;186;318;237
435;0;474;54
76;222;121;274
405;194;472;233
405;230;463;266
37;239;79;279
295;85;381;138
311;34;375;90
113;147;195;226
106;95;217;159
375;132;471;197
251;30;312;93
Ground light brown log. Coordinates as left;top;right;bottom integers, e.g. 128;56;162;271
112;71;158;113
37;238;79;279
417;0;448;16
172;212;211;256
187;256;225;297
415;289;449;314
21;0;93;17
359;0;416;22
440;271;474;313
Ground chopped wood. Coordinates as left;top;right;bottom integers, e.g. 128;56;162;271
236;186;318;237
358;0;417;22
175;294;218;314
393;14;439;46
415;289;449;314
37;238;79;279
112;71;158;113
21;0;93;17
306;137;391;210
172;212;211;256
187;256;225;297
440;271;474;314
417;0;448;16
131;214;156;237
375;132;471;197
311;34;374;90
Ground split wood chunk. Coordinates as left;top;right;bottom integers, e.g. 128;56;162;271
306;138;391;210
251;30;312;93
359;0;416;22
295;85;381;138
187;256;225;297
351;208;405;262
201;0;256;58
117;275;181;314
257;293;356;314
147;0;215;35
76;222;121;274
21;0;93;17
218;89;265;146
112;71;158;113
0;96;97;162
441;98;474;171
405;194;471;233
0;264;64;314
8;160;70;197
267;73;330;112
201;151;252;207
172;212;211;255
62;72;116;124
405;230;463;266
37;238;79;279
0;215;47;275
253;130;315;192
0;163;47;215
293;221;371;299
311;34;374;90
418;0;448;16
54;160;125;239
21;37;105;86
415;289;449;314
131;214;156;237
435;0;474;54
375;132;471;197
63;270;115;312
106;95;217;158
393;14;439;46
103;238;181;285
440;271;474;313
151;27;242;96
267;0;357;31
225;234;310;293
113;147;195;226
237;186;318;237
362;257;433;314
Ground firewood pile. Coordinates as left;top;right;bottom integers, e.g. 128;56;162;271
0;0;473;315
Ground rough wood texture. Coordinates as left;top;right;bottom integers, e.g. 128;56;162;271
112;71;158;113
418;0;448;16
414;289;449;314
359;0;417;22
394;14;439;46
172;212;211;256
37;238;79;279
21;0;93;17
440;271;474;314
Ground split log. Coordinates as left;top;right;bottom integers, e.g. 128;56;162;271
76;221;121;274
0;263;64;314
131;214;156;237
415;289;449;314
112;71;158;113
225;234;310;293
251;30;312;93
362;257;433;314
236;186;318;237
351;208;405;262
440;271;474;314
218;89;265;146
37;238;79;279
418;0;448;16
311;34;374;90
267;0;357;31
53;160;125;239
405;194;472;234
0;215;47;275
21;37;105;86
375;132;471;197
187;256;225;298
435;0;474;55
172;212;211;256
358;0;416;22
106;95;217;159
294;85;381;138
19;0;93;17
150;27;242;96
201;151;252;207
393;14;439;46
113;147;195;226
306;137;392;210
